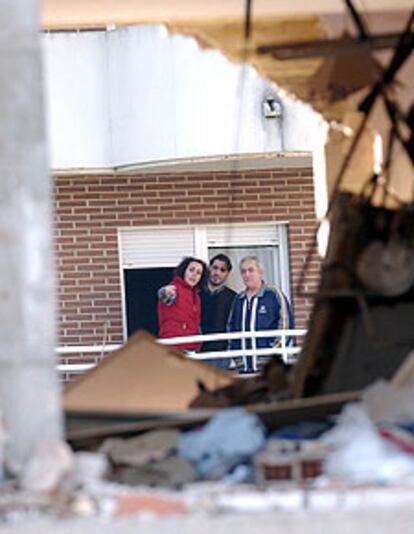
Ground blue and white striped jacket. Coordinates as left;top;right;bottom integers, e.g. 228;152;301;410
227;282;294;373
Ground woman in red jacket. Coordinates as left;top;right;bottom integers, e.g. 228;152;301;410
158;257;208;350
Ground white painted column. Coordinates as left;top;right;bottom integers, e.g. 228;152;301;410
0;0;63;471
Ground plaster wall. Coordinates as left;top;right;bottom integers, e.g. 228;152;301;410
42;31;112;168
42;25;324;171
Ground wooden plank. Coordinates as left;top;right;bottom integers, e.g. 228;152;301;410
257;32;410;59
66;390;359;447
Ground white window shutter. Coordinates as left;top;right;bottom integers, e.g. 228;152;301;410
206;224;279;246
119;227;195;268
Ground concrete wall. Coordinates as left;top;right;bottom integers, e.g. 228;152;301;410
42;31;112;168
0;0;62;470
42;25;325;171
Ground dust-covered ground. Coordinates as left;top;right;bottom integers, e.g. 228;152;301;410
2;482;414;534
2;508;414;534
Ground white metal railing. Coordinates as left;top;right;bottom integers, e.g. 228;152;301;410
57;329;306;376
57;344;121;354
57;344;121;374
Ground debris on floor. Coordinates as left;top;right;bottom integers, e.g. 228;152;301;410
178;408;265;480
4;336;414;525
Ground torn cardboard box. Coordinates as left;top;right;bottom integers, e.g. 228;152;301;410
64;330;235;416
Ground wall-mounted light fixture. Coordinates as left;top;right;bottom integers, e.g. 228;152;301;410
262;97;282;119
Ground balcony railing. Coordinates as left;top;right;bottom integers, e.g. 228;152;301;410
57;328;307;379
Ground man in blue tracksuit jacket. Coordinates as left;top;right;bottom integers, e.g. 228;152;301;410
227;255;294;373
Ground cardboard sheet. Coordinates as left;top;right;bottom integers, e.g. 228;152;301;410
64;331;235;415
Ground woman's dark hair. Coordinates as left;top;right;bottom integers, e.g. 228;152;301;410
175;256;208;289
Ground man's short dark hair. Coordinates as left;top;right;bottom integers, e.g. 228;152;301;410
174;256;208;288
209;253;232;272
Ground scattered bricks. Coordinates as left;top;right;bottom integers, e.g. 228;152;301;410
113;493;187;517
262;463;293;481
301;459;323;479
255;440;327;484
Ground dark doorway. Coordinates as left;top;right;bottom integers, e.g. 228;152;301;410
124;267;174;337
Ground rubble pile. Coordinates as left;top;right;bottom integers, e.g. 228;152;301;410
3;377;414;524
3;335;414;523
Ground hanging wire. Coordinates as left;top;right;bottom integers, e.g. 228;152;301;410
381;114;397;205
383;95;414;168
344;0;369;40
232;0;254;158
220;0;254;262
244;0;253;41
296;8;414;297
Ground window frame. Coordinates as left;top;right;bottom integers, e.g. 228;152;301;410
118;222;291;340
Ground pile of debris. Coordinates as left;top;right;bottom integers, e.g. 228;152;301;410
2;332;414;523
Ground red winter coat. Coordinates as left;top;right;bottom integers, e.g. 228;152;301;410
158;276;201;350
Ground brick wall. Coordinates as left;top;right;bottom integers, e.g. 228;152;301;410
54;167;321;348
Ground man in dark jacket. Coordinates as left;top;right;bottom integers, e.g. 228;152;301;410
228;255;294;374
200;254;236;368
